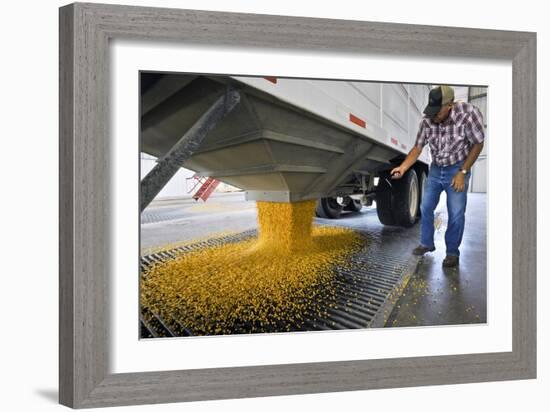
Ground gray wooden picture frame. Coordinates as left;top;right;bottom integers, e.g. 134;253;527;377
59;2;536;409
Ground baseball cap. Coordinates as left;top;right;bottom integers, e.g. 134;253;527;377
423;85;455;117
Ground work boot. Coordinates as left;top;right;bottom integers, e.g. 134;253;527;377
412;245;435;256
442;255;459;268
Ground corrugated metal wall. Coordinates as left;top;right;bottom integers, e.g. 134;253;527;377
468;87;488;193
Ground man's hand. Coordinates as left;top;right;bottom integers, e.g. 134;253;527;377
390;146;422;180
451;172;465;192
390;165;407;179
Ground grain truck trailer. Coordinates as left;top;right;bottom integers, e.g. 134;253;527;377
140;73;431;228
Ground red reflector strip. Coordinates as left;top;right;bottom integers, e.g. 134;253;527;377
349;113;366;128
264;76;277;84
391;137;398;145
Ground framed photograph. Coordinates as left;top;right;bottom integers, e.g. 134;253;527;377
59;2;536;408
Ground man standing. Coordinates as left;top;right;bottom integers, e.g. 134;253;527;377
390;85;485;267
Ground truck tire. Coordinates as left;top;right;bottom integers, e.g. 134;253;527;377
316;197;344;219
344;197;363;212
393;169;419;227
375;169;419;227
375;173;396;225
315;199;329;218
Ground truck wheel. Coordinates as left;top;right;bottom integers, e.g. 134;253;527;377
316;197;344;219
375;169;419;227
375;173;396;225
315;199;328;218
393;169;419;227
344;197;363;212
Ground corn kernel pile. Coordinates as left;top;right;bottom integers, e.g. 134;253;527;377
141;199;364;335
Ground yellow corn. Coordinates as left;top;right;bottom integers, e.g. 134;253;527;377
141;199;364;335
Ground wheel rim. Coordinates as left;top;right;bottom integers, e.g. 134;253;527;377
327;197;344;210
409;177;419;217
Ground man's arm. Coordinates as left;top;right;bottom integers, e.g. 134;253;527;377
391;119;427;179
461;142;484;172
461;105;485;172
390;146;423;179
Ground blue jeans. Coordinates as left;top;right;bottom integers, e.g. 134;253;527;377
420;161;471;257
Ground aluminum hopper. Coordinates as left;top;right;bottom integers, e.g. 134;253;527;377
141;74;398;202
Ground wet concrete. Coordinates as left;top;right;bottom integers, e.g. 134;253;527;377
385;192;487;327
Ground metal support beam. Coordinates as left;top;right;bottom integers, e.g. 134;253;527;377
140;86;241;212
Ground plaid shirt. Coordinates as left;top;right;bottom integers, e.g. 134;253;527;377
415;101;485;167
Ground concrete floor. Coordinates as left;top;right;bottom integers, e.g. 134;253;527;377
140;192;258;252
141;191;487;327
385;192;487;327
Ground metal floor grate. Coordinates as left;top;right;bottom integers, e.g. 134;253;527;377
141;207;189;225
139;226;420;338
